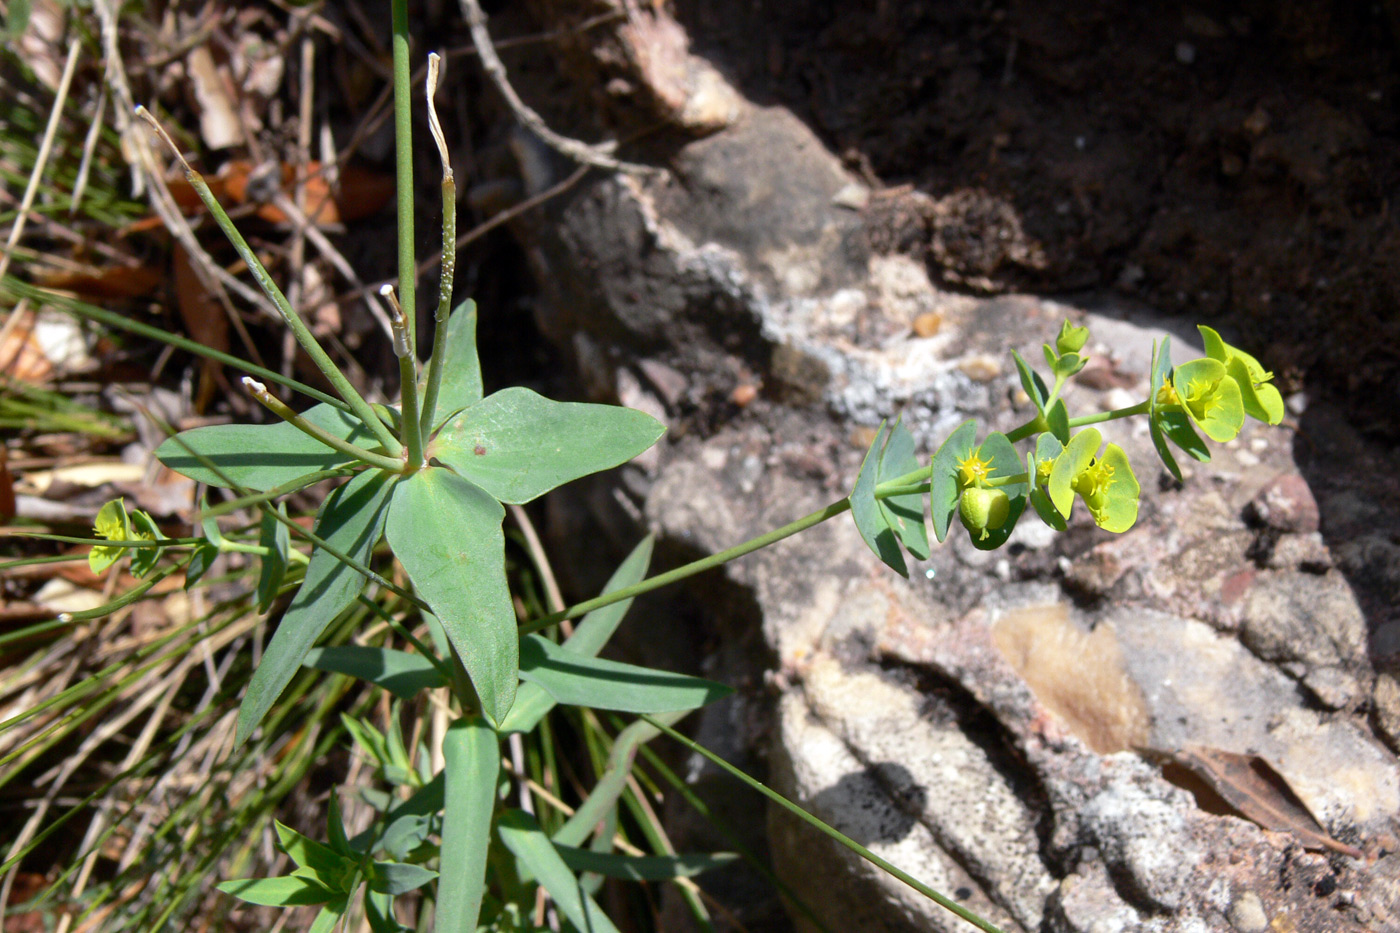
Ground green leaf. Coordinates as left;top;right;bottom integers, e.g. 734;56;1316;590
964;432;1027;551
437;718;499;933
1011;350;1048;412
369;861;437;896
562;535;653;658
386;468;517;726
1199;324;1285;425
6;0;32;38
500;536;655;734
1161;408;1211;462
350;774;444;853
217;875;337;907
1049;429;1101;519
1172;358;1244;442
1045;398;1071;444
89;499;131;574
307;905;347;933
184;540;219;588
256;504;290;612
849;421;906;576
431;387;665;504
341;713;392;769
381;811;434;861
365;889;409;933
498;811;622;933
1148;338;1184;481
1085;443;1140;533
427;299;483;426
929;420;978;543
305;646;447;700
519;634;731;713
155;403;380;491
128;509;163;577
235;470;396;745
327;792;352;856
553;845;739;881
1028;436;1066;531
877;420;930;561
275;822;356;892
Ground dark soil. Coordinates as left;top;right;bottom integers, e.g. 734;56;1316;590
671;0;1400;437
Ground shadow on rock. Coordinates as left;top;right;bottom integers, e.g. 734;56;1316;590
807;761;928;846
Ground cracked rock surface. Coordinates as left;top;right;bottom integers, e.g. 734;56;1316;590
506;31;1400;931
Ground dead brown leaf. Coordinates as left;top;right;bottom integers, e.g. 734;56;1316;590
0;310;53;384
172;243;229;412
161;160;393;227
0;447;15;523
1145;744;1364;859
35;265;163;302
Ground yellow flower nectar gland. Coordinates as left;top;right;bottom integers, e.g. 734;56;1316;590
1035;457;1054;487
1071;458;1116;519
956;451;996;488
1182;373;1225;422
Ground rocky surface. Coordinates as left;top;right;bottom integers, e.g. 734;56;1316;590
505;24;1400;932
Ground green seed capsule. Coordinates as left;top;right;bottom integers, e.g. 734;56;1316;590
959;487;1010;540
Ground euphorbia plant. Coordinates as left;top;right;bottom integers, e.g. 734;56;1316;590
46;7;1284;930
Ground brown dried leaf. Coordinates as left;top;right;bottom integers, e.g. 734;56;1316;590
0;310;52;383
1146;744;1364;858
36;265;162;301
0;447;13;523
172;244;228;413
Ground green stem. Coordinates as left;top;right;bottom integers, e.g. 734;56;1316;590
196;468;357;520
0;278;349;412
418;175;457;438
394;328;425;469
390;0;418;397
167;158;401;456
1004;415;1047;445
641;715;1008;933
520;498;852;635
1067;399;1150;427
245;379;405;473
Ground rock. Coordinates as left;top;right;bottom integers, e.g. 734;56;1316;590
505;59;1400;932
1226;890;1268;932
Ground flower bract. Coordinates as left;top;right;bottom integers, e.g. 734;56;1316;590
90;498;133;574
1156;357;1244;443
1047;429;1140;533
1198;325;1284;425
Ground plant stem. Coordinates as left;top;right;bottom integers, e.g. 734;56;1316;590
641;715;1008;933
0;278;349;412
419;52;457;438
243;379;405;473
133;108;401;455
520;498;852;635
1068;399;1150;427
390;0;420;460
418;178;456;438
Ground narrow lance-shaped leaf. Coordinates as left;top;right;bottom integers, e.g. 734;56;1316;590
256;503;290;612
430;386;664;504
498;810;623;933
156;402;382;491
217;876;338;908
500;535;654;734
304;646;448;700
235;470;395;745
519;634;732;713
849;420;906;576
437;718;499;933
386;467;517;724
553;845;739;881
